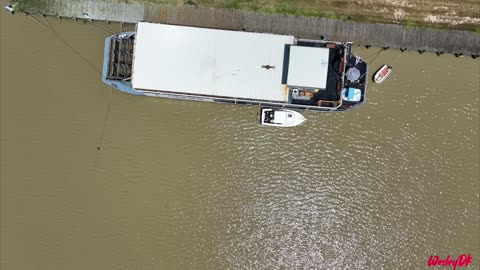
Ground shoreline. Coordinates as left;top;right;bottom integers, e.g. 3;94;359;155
7;0;480;56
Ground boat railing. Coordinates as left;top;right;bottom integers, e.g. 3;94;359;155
138;89;344;111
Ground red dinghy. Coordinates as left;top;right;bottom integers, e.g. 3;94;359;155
373;65;392;83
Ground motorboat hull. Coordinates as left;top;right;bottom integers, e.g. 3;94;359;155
373;65;392;83
259;108;306;127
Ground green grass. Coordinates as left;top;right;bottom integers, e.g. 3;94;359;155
188;0;345;19
10;0;45;11
404;20;417;30
9;0;479;32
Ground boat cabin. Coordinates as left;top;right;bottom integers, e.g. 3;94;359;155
102;22;367;112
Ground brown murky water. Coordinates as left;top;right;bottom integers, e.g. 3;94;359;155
1;9;479;270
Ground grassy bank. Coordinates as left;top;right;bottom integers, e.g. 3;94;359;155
131;0;480;32
10;0;75;15
9;0;480;32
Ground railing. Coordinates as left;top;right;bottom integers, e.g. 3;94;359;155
138;89;342;111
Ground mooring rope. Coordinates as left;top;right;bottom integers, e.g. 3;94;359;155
364;48;403;69
41;14;54;30
91;21;115;35
96;87;113;151
33;15;103;75
366;48;387;65
25;13;52;31
390;51;403;66
363;48;381;61
27;14;114;152
44;16;115;152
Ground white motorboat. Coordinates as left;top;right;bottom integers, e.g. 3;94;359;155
3;5;14;13
373;65;392;83
259;108;306;127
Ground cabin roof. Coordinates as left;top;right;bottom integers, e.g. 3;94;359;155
131;22;295;102
287;46;330;89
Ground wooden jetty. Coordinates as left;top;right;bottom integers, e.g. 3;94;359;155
10;0;480;56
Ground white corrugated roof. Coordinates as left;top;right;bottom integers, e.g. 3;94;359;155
132;22;295;102
287;46;330;89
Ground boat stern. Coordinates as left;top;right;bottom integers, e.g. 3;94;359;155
102;33;145;96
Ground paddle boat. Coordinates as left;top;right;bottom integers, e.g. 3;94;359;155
259;108;306;127
373;65;392;83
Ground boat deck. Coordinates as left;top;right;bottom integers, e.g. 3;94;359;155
106;34;135;81
288;41;367;110
102;23;367;112
342;52;367;108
